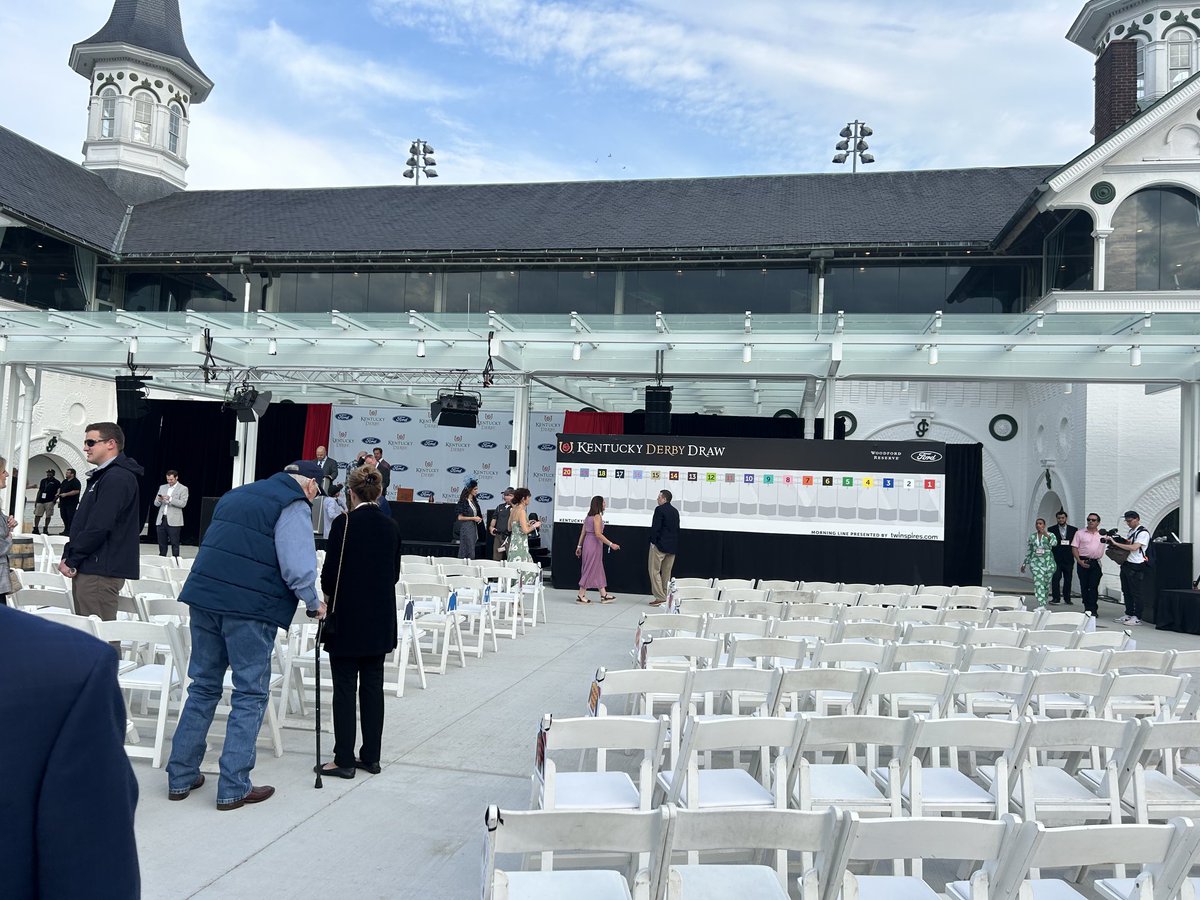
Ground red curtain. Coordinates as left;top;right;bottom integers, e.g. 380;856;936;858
563;411;625;435
301;404;332;458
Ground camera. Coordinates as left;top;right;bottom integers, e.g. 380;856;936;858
1098;528;1120;542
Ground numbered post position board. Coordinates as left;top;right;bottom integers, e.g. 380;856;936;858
554;434;947;541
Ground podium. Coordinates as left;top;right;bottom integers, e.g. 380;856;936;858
1144;542;1193;626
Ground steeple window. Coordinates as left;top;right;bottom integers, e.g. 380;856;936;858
168;103;182;154
1168;29;1194;88
132;92;153;144
99;87;117;139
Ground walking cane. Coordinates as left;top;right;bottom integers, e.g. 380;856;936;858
308;609;324;789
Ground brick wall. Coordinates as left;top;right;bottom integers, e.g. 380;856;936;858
1095;39;1139;143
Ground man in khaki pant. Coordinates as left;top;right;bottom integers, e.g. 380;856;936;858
647;489;680;606
58;422;143;621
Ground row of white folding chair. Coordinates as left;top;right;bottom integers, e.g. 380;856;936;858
674;576;990;595
35;533;69;573
676;595;1034;629
483;802;1200;900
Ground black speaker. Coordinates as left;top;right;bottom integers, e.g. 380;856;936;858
437;409;478;428
115;376;150;420
229;440;240;457
508;449;518;468
645;385;672;435
1147;542;1194;625
813;417;825;439
833;414;848;440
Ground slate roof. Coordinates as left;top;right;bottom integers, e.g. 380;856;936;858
119;165;1056;258
0;126;129;253
73;0;208;83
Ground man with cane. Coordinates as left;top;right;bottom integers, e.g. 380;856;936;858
166;461;325;811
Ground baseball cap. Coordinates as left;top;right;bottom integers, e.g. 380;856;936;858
46;468;56;475
285;460;326;493
1123;510;1140;519
502;486;515;496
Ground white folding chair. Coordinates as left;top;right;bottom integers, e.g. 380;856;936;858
640;636;721;672
757;579;799;592
674;578;714;590
947;669;1036;718
94;619;183;767
13;587;75;614
490;569;529;639
861;669;954;719
1027;670;1114;718
657;806;841;900
589;667;692;772
727;637;808;672
482;804;666;900
26;609;99;636
829;811;1021;900
508;560;547;627
800;582;840;594
712;579;756;592
1105;673;1190;720
413;587;468;675
446;575;499;658
391;599;428;697
768;667;871;718
841;583;878;595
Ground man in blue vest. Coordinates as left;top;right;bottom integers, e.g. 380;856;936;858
166;461;326;811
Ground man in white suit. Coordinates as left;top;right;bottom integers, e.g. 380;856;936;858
154;469;189;560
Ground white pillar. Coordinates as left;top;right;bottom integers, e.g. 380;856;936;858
1181;381;1200;577
511;379;531;486
1093;229;1112;291
0;364;14;459
14;366;40;532
242;416;260;485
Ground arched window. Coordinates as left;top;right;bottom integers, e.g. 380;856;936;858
1167;28;1195;88
99;87;117;139
167;103;182;154
132;92;154;145
1106;186;1200;290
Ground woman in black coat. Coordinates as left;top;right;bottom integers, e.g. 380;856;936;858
316;465;401;779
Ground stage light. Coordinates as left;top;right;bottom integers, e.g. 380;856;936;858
0;335;8;352
129;336;138;355
267;338;277;355
1130;345;1142;367
430;390;481;427
223;382;272;423
928;344;939;365
742;344;753;364
572;342;582;361
417;339;426;358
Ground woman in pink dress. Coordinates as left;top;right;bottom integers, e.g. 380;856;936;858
575;495;620;604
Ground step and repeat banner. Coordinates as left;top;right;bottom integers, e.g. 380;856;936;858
327;405;564;546
554;435;947;541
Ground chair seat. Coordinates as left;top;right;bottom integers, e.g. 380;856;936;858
550;772;641;810
872;766;996;808
1016;766;1106;803
658;769;776;808
800;764;888;805
501;869;632;900
947;880;1087;900
670;864;787;899
118;664;180;690
853;874;941;900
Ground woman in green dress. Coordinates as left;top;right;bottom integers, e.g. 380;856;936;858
505;487;541;588
1020;517;1057;608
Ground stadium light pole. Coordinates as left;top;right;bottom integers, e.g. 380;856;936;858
832;121;875;173
403;140;439;184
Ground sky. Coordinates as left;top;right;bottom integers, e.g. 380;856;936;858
0;0;1098;189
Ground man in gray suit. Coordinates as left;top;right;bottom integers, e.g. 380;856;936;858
154;469;189;560
315;446;338;495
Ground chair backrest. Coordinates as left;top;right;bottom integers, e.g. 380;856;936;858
1021;629;1079;650
402;580;451;601
938;606;992;626
965;625;1026;648
768;589;815;607
703;615;771;642
640;636;721;670
891;607;942;626
443;575;487;599
1106;673;1191;718
26;610;99;636
1108;649;1175;674
888;641;963;672
637;612;705;640
401;561;439;576
140;595;190;623
769;667;871;716
963;644;1043;672
1020;716;1140;770
719;587;770;605
954;585;992;599
791;714;919;785
949;669;1036;715
915;715;1028;756
729;637;807;670
678;713;798;754
537;712;666;757
989;609;1044;630
839;605;895;625
139;563;173;582
901;623;966;647
783;602;839;623
728;599;785;620
880;584;918;594
862;669;954;716
837;621;903;644
907;591;951;610
675;586;720;602
1075;631;1131;650
985;594;1026;611
757;579;799;592
801;581;840;593
815;590;859;607
675;598;730;618
1038;610;1089;631
14;588;75;613
674;578;714;590
867;591;906;608
1169;649;1200;674
438;562;479;578
712;578;756;591
771;618;837;643
814;639;893;670
1039;647;1112;672
589;666;692;717
17;571;71;592
1027;670;1115;715
840;582;878;594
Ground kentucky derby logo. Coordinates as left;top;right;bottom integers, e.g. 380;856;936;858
560;442;573;454
911;451;943;463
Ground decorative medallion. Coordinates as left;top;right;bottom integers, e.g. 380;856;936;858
1115;24;1125;34
1090;181;1116;204
1144;13;1155;23
989;414;1018;442
834;411;858;437
155;80;163;88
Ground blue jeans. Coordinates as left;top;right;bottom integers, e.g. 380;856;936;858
166;607;276;804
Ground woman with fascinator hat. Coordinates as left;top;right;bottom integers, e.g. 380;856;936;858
455;477;484;559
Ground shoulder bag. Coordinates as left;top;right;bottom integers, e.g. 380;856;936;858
322;510;350;637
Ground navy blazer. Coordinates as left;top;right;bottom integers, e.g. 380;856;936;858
650;501;681;554
0;606;140;898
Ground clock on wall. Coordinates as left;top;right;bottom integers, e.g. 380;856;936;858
989;414;1018;441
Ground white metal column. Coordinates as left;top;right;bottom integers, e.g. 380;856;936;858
1181;381;1200;578
14;366;40;532
230;419;250;488
510;379;531;486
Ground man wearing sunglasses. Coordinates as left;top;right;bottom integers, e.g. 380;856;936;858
1071;513;1105;618
58;422;143;622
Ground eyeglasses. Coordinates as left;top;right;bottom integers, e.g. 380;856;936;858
1086;517;1099;522
83;438;112;447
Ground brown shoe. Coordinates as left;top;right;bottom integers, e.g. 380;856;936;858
649;598;666;606
217;785;275;811
168;774;205;800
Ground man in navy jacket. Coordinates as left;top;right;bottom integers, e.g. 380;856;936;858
0;605;140;897
58;422;143;621
648;489;681;606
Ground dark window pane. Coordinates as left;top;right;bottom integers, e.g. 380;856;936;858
444;271;481;313
1108;187;1200;291
0;227;87;310
123;273;161;312
558;269;602;315
404;272;436;311
479;270;518;313
331;272;368;313
294;272;333;312
275;273;298;312
517;270;559;313
367;273;406;312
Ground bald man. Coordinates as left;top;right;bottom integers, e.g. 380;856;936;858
315;446;338;496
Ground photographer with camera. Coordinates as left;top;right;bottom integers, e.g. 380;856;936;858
1070;513;1105;617
1102;510;1151;626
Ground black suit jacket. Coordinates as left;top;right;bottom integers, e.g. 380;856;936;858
0;605;140;898
1050;523;1078;562
650;501;681;554
320;503;401;657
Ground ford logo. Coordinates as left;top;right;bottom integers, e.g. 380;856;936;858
560;441;573;453
538;443;554;452
362;437;381;445
334;413;353;421
911;450;943;463
394;464;408;472
536;495;553;503
447;466;465;474
478;441;497;449
417;490;435;498
421;439;439;447
393;415;411;423
478;492;494;500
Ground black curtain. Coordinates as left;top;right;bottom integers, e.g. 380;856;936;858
625;412;809;439
942;443;985;586
119;400;309;548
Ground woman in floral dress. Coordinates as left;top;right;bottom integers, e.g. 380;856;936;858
505;487;541;587
1020;517;1057;608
